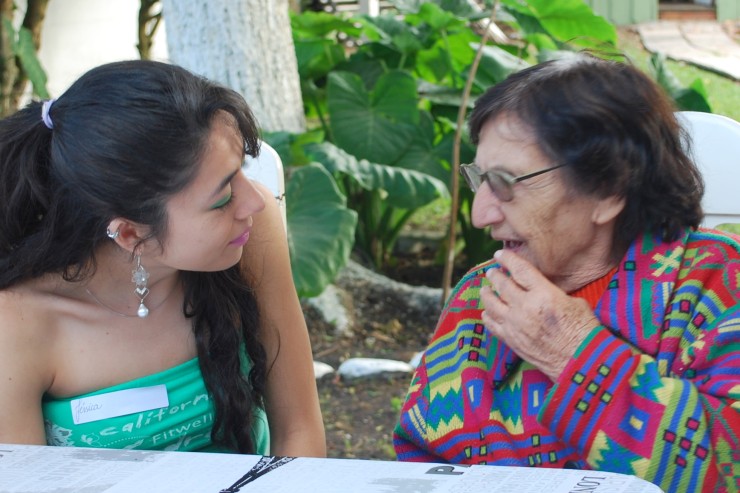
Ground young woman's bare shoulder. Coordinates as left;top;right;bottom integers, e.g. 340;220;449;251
240;181;287;277
0;283;58;367
0;282;59;443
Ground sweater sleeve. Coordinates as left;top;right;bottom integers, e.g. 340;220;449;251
393;260;504;464
392;269;476;464
539;309;740;493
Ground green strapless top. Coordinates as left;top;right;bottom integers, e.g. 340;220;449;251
42;357;269;454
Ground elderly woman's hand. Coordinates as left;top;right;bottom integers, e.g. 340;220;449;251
480;249;600;382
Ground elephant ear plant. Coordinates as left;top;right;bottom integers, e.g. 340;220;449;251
285;162;358;298
281;0;713;299
284;1;485;299
304;141;449;270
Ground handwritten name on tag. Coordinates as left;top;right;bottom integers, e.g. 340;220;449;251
71;385;169;425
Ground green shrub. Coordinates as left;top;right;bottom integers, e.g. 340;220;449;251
279;0;712;297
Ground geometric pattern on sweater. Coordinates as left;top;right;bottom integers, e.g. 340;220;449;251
394;228;740;493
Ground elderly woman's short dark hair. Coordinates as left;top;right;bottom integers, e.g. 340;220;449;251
468;54;704;260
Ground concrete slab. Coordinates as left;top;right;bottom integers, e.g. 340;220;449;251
681;22;740;57
637;21;740;81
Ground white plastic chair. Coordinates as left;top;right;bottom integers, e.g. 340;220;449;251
676;111;740;228
243;141;287;230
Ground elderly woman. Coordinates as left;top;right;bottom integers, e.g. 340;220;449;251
393;55;739;493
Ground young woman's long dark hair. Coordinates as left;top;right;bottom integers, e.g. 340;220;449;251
0;60;267;453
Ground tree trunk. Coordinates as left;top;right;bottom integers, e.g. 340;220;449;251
161;0;305;133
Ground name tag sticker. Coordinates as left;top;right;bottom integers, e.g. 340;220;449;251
71;384;169;425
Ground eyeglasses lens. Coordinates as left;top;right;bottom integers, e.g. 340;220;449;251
461;166;480;192
486;172;513;202
461;166;514;202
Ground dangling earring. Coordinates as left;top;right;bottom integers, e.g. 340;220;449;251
131;252;150;318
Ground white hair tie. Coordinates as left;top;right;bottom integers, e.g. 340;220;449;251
41;99;56;129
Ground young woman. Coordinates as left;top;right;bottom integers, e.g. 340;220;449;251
0;60;325;456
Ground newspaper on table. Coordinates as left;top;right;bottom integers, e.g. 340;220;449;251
0;443;664;493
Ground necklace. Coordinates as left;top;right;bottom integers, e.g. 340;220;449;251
85;288;140;318
85;286;176;319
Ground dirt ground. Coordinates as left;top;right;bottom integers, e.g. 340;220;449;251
306;249;457;460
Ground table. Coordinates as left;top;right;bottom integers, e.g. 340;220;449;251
0;443;664;492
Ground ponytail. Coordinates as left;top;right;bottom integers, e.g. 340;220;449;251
0;101;60;287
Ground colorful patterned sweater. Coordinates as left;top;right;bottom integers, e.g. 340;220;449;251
394;229;740;493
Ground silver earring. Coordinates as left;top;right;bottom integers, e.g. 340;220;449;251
131;253;150;318
106;228;120;239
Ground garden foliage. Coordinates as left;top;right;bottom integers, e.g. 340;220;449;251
273;0;712;297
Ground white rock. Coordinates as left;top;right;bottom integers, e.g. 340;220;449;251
337;358;414;379
313;361;335;380
306;284;353;336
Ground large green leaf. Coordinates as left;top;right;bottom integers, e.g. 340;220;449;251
473;43;531;89
338;54;387;89
501;0;616;48
294;39;346;80
290;10;362;38
390;0;479;18
286;163;357;298
328;70;418;164
264;130;325;168
416;30;477;86
305;142;449;209
406;2;466;31
674;79;712;113
434;126;477;171
417;80;474;107
393;110;451;185
649;53;712;113
359;14;419;45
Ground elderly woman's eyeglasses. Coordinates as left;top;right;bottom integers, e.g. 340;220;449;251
459;163;566;202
